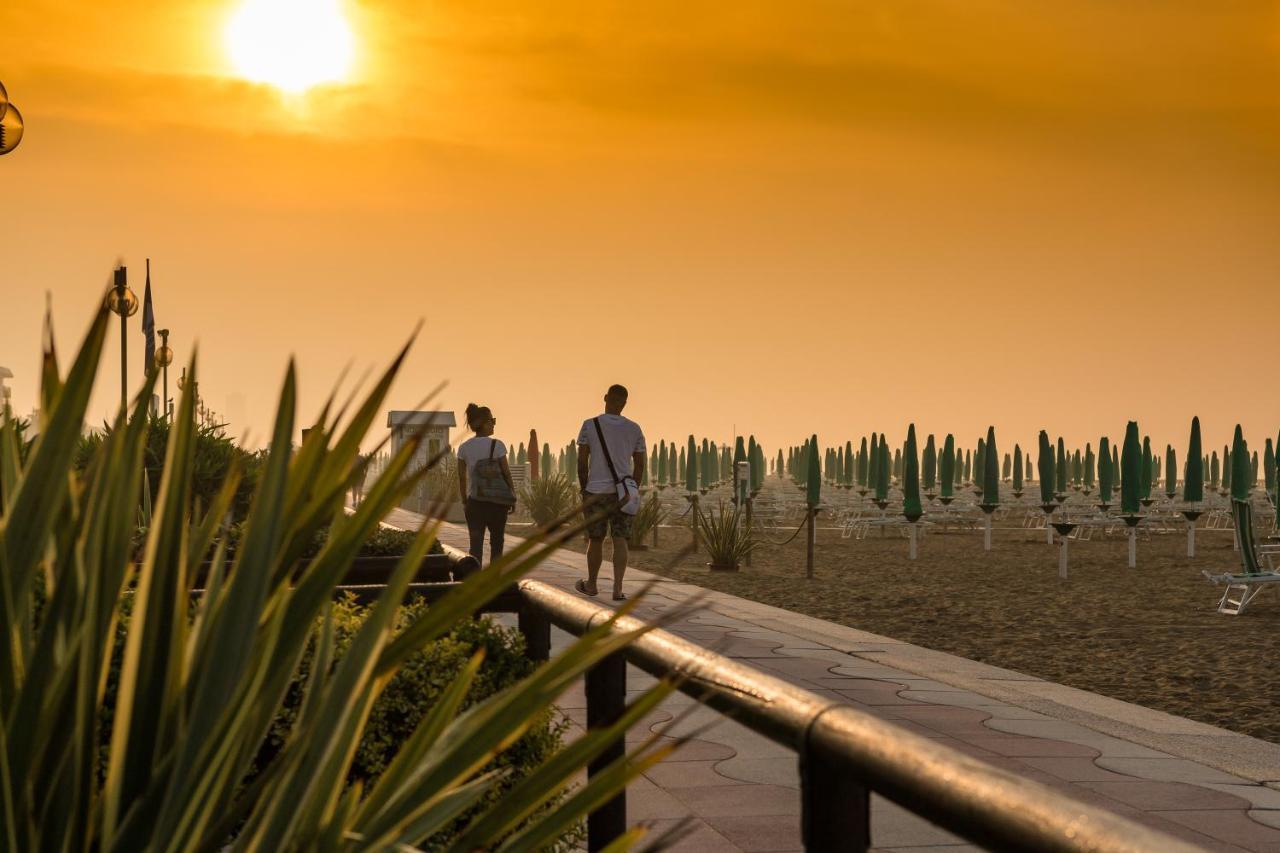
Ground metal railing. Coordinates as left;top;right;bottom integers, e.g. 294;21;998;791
348;544;1200;853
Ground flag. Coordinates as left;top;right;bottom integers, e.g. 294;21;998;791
142;257;155;373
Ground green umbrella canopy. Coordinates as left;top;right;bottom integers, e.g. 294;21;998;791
893;446;902;480
868;433;880;492
1210;452;1220;489
1013;444;1024;492
1252;450;1260;488
1071;450;1082;486
963;449;972;483
1231;425;1250;502
669;445;679;485
923;434;937;490
1037;431;1055;504
1112;445;1120;490
903;424;922;520
806;434;822;507
1141;436;1153;499
1265;439;1276;496
1165;445;1177;497
684;437;696;492
1223;445;1232;492
876;437;891;501
541;443;553;479
1098;436;1112;499
775;447;782;478
1002;452;1011;482
1121;421;1141;514
752;440;765;492
734;436;747;468
516;442;527;465
844;440;854;485
1084;443;1095;488
1055;437;1068;493
974;439;986;489
940;434;955;498
983;426;1000;506
858;437;869;486
658;440;668;484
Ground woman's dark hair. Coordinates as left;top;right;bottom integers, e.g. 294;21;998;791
464;403;493;431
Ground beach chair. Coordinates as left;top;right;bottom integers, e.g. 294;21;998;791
1203;500;1280;615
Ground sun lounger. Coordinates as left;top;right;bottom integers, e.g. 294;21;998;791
1203;500;1280;615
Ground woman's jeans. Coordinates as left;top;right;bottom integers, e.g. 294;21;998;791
463;499;507;564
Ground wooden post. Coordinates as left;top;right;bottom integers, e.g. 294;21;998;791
805;506;817;579
586;652;627;851
745;496;754;567
690;494;699;553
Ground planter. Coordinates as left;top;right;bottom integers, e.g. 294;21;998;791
707;561;740;572
193;551;475;589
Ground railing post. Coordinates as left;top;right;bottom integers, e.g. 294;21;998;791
801;720;869;852
517;599;551;663
586;651;627;851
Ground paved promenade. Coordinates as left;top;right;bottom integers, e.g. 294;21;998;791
383;507;1280;851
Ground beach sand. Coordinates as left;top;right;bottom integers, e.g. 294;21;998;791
558;503;1280;743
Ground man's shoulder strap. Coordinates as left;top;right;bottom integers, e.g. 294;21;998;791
592;417;622;484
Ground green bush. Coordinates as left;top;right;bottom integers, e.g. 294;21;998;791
76;415;262;521
518;472;579;527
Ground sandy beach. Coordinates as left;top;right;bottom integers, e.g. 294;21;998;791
557;494;1280;744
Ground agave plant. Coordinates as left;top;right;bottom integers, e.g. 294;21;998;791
627;491;668;549
0;304;677;851
697;502;754;570
517;471;579;528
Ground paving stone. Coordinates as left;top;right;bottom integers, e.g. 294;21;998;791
899;689;1017;710
870;796;967;848
713;756;800;788
1097;758;1255;785
830;687;926;706
951;735;1098;758
636;818;743;852
627;774;694;820
672;784;801;818
645;760;750;790
1017;756;1140;782
1204;786;1280;811
982;718;1168;758
1154;809;1280;851
1082;780;1251;811
703;813;804;852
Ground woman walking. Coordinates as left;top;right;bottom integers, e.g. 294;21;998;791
456;403;517;564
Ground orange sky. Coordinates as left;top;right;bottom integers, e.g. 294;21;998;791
2;1;1279;459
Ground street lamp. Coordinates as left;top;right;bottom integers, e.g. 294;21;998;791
154;329;173;420
0;79;25;157
104;266;138;410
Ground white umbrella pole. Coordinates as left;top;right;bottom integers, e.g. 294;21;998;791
1187;524;1196;558
1059;536;1069;579
909;523;918;560
985;514;992;551
1128;527;1136;568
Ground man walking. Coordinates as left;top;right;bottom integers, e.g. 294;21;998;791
575;384;646;601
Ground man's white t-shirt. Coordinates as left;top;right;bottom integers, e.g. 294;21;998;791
456;436;507;499
577;414;646;495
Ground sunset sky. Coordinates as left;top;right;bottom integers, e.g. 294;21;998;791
2;1;1279;458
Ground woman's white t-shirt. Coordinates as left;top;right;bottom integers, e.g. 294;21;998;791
456;436;507;499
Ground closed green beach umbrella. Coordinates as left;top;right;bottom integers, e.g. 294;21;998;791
923;434;937;491
1121;421;1141;514
1231;425;1250;502
1165;445;1177;498
1141;436;1153;499
1084;443;1095;489
1037;431;1055;504
1182;417;1203;502
982;426;1000;506
940;434;955;498
1055;437;1067;494
806;434;822;507
903;424;922;520
1013;444;1024;492
1098;436;1112;501
685;436;697;493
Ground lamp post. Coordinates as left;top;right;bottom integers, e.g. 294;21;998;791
155;329;173;420
0;79;26;156
104;266;138;411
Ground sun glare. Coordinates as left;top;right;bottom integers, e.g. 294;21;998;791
226;0;354;93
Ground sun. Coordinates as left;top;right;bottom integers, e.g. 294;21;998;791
226;0;354;93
